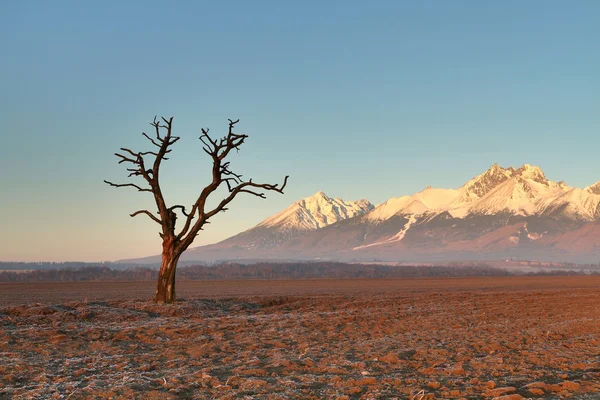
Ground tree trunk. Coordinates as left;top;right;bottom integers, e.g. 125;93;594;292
155;244;180;304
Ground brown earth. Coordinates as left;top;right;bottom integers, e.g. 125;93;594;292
1;277;599;399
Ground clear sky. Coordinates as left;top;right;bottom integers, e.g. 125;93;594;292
1;1;599;262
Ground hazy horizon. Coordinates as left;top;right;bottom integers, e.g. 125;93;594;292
2;1;599;262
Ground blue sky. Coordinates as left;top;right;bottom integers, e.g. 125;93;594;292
1;1;599;261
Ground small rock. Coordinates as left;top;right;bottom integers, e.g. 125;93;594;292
485;387;516;397
548;384;562;392
561;381;581;392
523;382;548;391
48;334;68;344
528;388;545;396
380;352;400;364
427;381;441;389
356;377;377;386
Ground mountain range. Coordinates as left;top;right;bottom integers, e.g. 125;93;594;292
131;164;600;264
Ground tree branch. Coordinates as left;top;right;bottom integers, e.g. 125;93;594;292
176;119;288;246
114;153;138;164
175;204;198;241
169;205;189;217
142;132;162;147
104;180;152;193
205;176;289;219
130;210;162;224
151;117;173;173
151;116;164;141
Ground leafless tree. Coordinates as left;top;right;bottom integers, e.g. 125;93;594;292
105;117;288;303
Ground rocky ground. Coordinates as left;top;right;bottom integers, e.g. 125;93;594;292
0;277;599;399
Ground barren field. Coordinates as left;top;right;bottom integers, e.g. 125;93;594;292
1;277;599;399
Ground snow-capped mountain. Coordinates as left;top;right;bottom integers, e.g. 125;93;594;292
363;163;597;221
180;191;374;257
257;191;374;231
129;164;600;264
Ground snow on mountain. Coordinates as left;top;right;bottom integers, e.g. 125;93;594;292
366;187;458;221
457;163;516;202
341;163;600;257
515;163;548;184
585;182;600;195
468;177;538;216
469;175;569;217
455;164;568;207
364;163;590;222
355;214;418;250
540;188;600;220
258;191;374;231
233;164;596;246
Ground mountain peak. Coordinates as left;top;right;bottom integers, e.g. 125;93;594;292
303;191;331;202
460;163;514;200
258;192;374;231
487;163;504;173
585;182;600;195
516;164;547;183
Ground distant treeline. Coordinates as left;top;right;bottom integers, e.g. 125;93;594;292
0;262;596;282
0;261;150;271
0;261;208;271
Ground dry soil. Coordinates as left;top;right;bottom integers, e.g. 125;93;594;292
1;277;599;399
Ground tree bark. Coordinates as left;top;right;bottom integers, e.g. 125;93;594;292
155;243;180;304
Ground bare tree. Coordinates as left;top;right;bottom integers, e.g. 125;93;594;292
105;117;288;303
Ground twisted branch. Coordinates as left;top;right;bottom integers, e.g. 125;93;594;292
169;205;190;217
130;210;161;224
